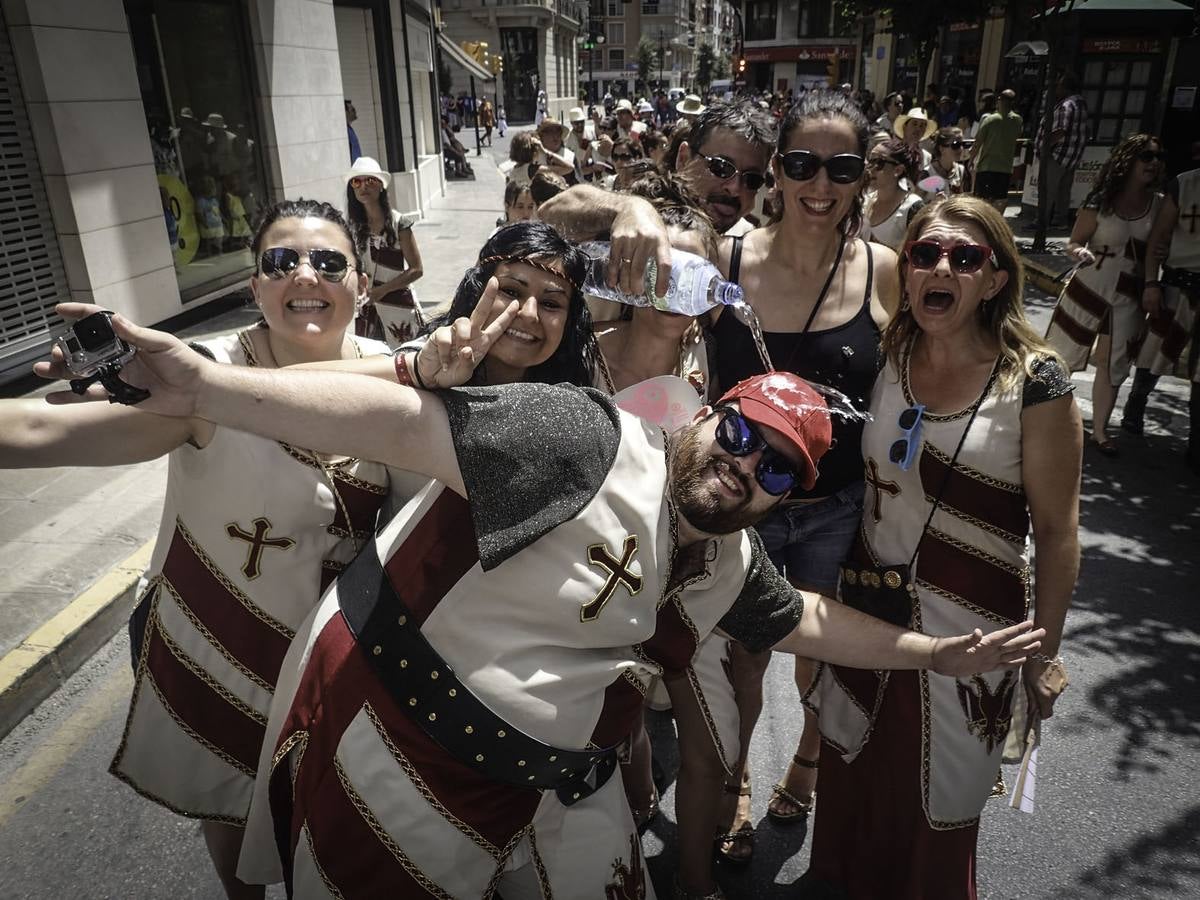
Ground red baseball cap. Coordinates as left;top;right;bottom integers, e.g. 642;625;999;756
718;373;832;491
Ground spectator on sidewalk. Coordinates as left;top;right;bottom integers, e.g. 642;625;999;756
345;99;361;162
496;180;537;232
893;107;935;178
863;139;925;250
874;91;904;134
1044;133;1164;457
1036;72;1090;228
479;98;495;147
970;88;1023;212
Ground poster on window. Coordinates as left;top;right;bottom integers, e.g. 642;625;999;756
1020;145;1109;209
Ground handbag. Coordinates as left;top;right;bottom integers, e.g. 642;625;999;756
839;357;1001;628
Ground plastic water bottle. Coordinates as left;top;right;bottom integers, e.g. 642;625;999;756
580;241;744;316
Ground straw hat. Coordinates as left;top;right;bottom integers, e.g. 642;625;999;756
637;100;654;116
567;106;588;123
537;116;571;140
675;94;706;116
344;156;391;190
615;98;635;114
894;107;937;141
203;113;228;129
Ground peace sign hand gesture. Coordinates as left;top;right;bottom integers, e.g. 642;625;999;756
413;277;519;388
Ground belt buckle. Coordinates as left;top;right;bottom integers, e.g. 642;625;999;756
554;754;615;807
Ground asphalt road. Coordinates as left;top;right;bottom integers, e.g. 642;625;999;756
1;287;1197;899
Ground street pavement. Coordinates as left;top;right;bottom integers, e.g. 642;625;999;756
1;146;1199;897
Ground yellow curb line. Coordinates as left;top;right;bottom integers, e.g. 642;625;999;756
0;540;154;701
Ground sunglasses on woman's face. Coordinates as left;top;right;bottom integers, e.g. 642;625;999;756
889;403;925;471
777;150;866;185
612;153;634;162
904;240;994;275
698;153;767;191
350;176;383;189
943;139;964;150
868;157;898;170
714;408;800;496
1136;150;1167;163
259;247;351;282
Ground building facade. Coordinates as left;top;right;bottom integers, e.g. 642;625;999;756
740;0;855;95
0;0;444;384
438;0;585;123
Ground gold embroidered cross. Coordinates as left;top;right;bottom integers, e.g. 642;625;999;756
226;517;295;580
865;458;900;524
581;535;643;622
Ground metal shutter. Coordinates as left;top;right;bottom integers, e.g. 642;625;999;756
0;9;71;384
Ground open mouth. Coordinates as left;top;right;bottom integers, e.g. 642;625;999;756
502;327;540;345
286;298;331;312
921;289;956;313
800;198;836;215
706;196;740;218
710;459;747;499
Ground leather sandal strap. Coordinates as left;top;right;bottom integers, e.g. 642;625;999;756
770;782;813;811
792;754;820;769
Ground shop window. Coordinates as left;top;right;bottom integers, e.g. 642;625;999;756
126;0;267;301
745;1;777;41
609;49;625;70
1081;54;1159;147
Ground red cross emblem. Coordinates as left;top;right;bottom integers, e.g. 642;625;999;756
225;517;295;580
581;535;643;623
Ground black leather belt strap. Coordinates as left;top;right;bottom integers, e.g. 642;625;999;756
336;542;619;806
1163;265;1200;294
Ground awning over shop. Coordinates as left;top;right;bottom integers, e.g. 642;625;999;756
1044;0;1191;12
437;34;494;82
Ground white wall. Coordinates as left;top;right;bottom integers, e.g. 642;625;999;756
336;4;386;165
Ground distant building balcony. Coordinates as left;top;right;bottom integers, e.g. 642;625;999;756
440;0;585;30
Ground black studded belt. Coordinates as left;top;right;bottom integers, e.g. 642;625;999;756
336;542;620;807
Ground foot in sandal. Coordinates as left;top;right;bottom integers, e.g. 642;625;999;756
766;754;817;823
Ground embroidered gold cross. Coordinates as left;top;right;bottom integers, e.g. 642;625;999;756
581;535;643;622
865;458;900;524
226;517;295;580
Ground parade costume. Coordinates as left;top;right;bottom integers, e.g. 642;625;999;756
1046;194;1160;385
1137;170;1200;385
110;331;391;824
805;352;1072;900
236;384;802;898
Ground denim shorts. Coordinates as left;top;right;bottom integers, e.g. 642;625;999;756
754;481;865;594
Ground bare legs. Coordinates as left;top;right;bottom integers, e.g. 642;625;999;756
766;656;819;820
1091;334;1118;448
201;821;264;900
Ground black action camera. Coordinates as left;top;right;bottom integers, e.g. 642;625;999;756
54;311;149;405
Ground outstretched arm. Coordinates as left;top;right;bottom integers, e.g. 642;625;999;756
773;591;1042;677
43;305;465;495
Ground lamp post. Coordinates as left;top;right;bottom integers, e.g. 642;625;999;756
658;27;665;92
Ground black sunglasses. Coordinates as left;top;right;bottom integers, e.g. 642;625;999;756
777;150;866;184
259;247;351;282
1136;149;1167;163
611;153;635;161
888;404;925;471
942;139;964;150
904;240;994;275
698;153;767;191
714;409;800;496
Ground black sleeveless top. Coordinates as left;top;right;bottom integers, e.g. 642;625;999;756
713;237;883;499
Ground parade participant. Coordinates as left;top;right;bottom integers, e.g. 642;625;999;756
45;311;1044;899
1045;133;1164;456
0;199;392;900
344;157;424;347
1127;163;1200;474
862;138;925;250
708;87;900;867
804;195;1081;900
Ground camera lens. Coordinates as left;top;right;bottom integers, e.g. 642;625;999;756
74;313;115;352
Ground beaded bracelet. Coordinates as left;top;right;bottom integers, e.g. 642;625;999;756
393;349;416;387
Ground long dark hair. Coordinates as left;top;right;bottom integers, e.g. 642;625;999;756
1086;133;1163;216
778;89;871;237
251;198;363;272
345;185;397;252
430;222;596;387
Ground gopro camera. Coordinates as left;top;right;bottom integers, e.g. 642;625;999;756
54;311;149;405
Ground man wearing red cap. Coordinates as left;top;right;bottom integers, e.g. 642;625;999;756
61;312;1043;899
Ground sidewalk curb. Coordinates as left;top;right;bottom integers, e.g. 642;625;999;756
1022;254;1063;296
0;541;153;739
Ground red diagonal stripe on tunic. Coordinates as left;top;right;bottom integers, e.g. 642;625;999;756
145;619;264;775
915;532;1026;622
1116;269;1141;301
1065;276;1109;319
590;674;646;748
919;452;1028;542
383;490;479;626
160;526;292;687
639;596;698;674
327;474;387;538
279;610;538;880
1049;304;1095;349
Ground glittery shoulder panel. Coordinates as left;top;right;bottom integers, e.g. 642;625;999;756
1022;354;1075;408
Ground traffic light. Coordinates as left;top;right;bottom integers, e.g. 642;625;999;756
736;57;747;75
490;55;504;76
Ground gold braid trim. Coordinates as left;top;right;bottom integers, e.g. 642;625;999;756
685;663;734;779
526;826;556;899
486;825;538;899
325;524;374;541
924;496;1025;546
923;443;1023;495
621;668;650;696
363;702;500;859
925;527;1026;578
158;577;275;694
175;518;295;639
331;468;387;495
302;826;346;900
918;670;983;831
333;757;454;900
916;579;1016;629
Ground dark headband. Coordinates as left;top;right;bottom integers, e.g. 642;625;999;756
478;254;582;292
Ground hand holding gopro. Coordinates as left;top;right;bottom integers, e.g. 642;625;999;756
54;311;150;405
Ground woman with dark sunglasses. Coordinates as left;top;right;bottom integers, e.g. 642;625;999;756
862;138;925;250
0;198;395;899
924;127;967;200
804;195;1081;900
706;88;901;867
1045;132;1166;457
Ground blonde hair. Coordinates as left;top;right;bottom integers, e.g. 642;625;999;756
882;195;1062;392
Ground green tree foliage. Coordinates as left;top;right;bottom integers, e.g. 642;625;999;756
637;35;657;93
695;42;716;92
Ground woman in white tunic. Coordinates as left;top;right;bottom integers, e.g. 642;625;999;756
1045;133;1165;455
0;199;391;900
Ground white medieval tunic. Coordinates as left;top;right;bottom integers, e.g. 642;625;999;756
1137;169;1200;383
1045;194;1159;385
110;331;391;823
804;353;1073;900
236;384;801;898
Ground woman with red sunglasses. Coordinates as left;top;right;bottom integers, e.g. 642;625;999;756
803;195;1082;899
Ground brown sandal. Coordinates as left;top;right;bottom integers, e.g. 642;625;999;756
714;779;754;866
766;754;817;824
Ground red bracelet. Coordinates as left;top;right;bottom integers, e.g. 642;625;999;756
393;349;417;386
